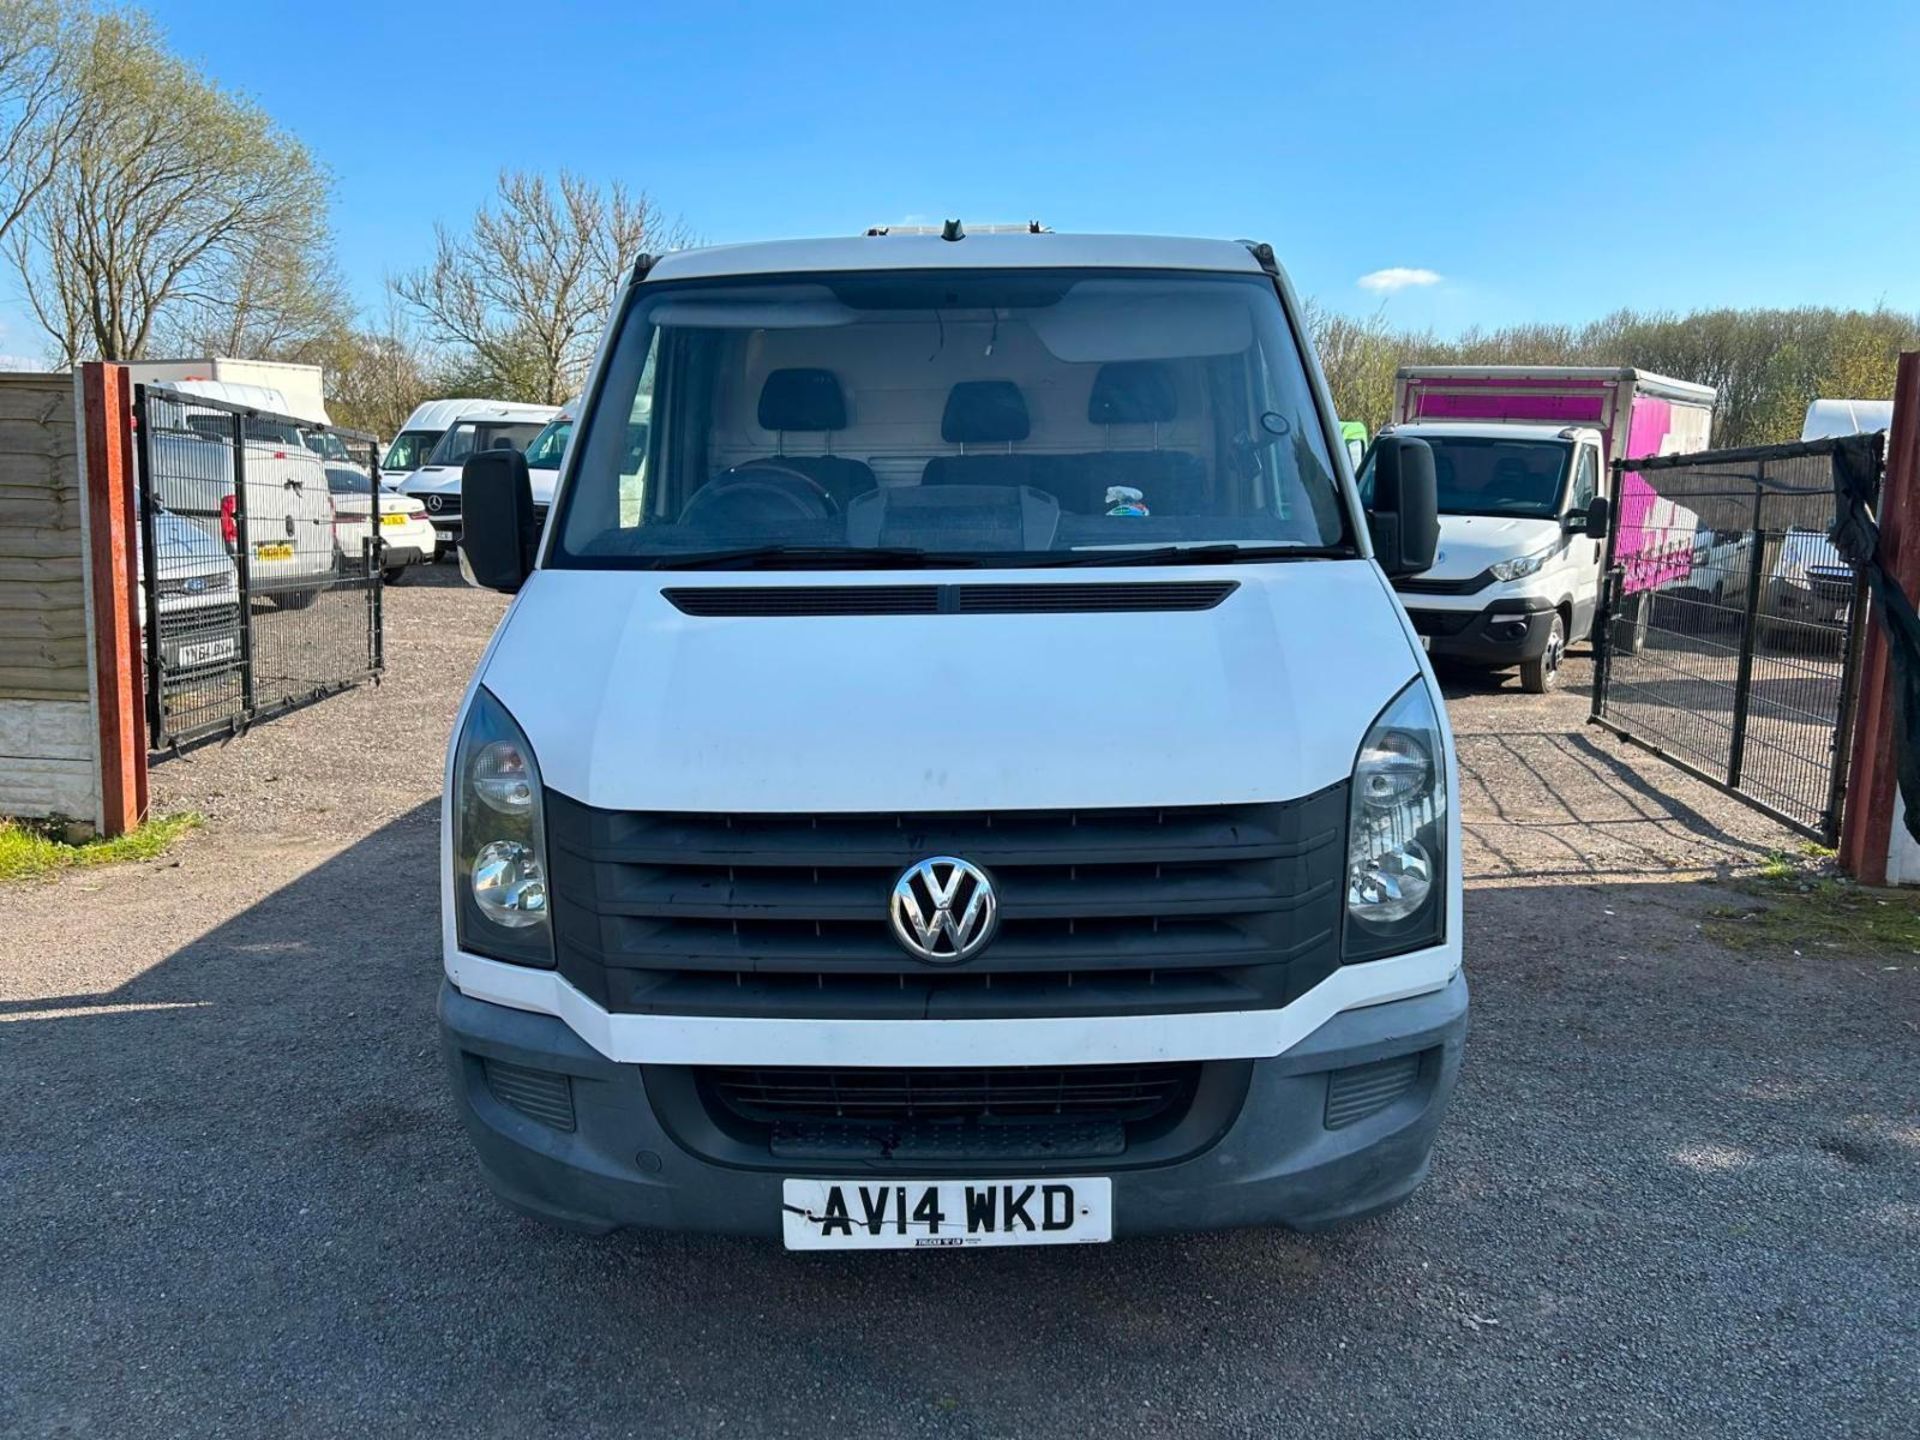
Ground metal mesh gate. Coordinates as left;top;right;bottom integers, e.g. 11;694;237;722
134;384;384;748
1590;437;1881;842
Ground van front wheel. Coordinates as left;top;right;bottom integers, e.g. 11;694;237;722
1520;613;1566;694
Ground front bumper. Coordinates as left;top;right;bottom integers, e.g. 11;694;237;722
1405;596;1555;666
438;971;1468;1239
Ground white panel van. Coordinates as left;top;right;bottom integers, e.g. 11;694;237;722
437;230;1464;1246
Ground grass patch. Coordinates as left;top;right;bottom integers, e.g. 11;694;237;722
1705;848;1920;956
0;813;202;882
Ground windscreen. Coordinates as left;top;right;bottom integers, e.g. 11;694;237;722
524;418;573;470
551;269;1349;567
426;420;547;468
383;430;440;471
1419;436;1571;518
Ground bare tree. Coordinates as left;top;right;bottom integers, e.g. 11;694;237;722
396;170;692;404
317;296;439;441
0;0;82;251
8;10;334;362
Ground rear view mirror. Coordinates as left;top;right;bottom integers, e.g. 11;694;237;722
1365;436;1439;578
460;448;537;593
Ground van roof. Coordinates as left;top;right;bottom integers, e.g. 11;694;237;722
1802;398;1895;440
646;232;1269;283
395;398;562;432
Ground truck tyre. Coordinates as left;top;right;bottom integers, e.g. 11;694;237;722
1617;593;1651;656
1521;613;1566;694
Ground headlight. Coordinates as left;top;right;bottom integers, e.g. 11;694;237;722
1489;546;1555;582
453;687;554;967
1345;680;1448;961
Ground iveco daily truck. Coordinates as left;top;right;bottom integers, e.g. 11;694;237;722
1371;366;1715;692
439;229;1466;1248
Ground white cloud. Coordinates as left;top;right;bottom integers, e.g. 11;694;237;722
1358;266;1442;294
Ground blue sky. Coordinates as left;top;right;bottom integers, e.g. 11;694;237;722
5;0;1919;357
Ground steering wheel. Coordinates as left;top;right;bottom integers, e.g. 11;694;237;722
678;463;840;527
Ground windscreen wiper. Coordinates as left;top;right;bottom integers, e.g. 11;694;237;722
640;545;979;571
1025;544;1351;568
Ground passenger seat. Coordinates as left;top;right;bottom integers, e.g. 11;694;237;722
744;368;876;508
921;381;1036;490
1081;361;1206;514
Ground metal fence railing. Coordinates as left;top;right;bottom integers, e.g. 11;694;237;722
1591;436;1882;842
134;384;384;749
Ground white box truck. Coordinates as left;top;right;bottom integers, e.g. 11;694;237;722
1367;366;1716;691
123;357;332;425
435;228;1468;1247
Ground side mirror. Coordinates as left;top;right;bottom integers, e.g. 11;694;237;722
1365;435;1439;577
460;448;537;593
1576;494;1612;540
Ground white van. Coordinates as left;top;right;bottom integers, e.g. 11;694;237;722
380;398;489;491
141;380;338;606
437;230;1464;1246
394;400;560;554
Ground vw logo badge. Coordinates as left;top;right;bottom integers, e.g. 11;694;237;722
426;494;443;513
889;856;998;963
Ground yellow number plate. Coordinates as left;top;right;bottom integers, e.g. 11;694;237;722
254;542;294;561
380;514;408;527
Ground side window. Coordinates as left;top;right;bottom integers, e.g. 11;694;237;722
1568;446;1599;512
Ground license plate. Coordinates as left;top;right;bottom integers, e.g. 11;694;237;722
381;513;408;527
781;1177;1112;1251
254;542;294;561
178;637;235;666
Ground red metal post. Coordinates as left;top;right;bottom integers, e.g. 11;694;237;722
80;362;148;836
1838;352;1920;884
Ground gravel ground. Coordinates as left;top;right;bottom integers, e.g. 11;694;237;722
3;569;1917;1439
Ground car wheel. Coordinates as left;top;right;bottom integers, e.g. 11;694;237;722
275;587;319;611
384;565;408;586
1521;613;1566;694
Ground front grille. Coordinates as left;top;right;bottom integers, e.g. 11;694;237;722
661;581;1236;617
421;493;460;517
1807;566;1855;606
156;572;234;598
1397;570;1493;596
545;791;1346;1020
705;1063;1198;1124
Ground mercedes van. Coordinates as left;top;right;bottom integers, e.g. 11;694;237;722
439;230;1464;1247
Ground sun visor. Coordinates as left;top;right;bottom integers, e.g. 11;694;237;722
1030;283;1253;362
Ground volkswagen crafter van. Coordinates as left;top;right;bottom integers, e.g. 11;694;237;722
440;229;1463;1248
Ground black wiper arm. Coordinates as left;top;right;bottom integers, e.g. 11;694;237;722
1027;544;1349;568
641;544;971;571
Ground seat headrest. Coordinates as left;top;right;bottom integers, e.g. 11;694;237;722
1088;361;1178;425
758;368;847;432
942;380;1030;444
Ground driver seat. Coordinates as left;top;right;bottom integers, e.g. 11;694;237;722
743;368;876;508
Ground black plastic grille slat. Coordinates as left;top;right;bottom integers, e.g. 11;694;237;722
661;581;1236;617
546;790;1347;1020
705;1063;1199;1124
483;1059;576;1131
663;585;940;616
1395;570;1493;596
954;582;1235;613
1324;1052;1425;1129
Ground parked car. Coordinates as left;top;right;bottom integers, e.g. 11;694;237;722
1368;367;1717;692
143;385;338;609
136;493;242;686
323;467;436;584
397;401;560;555
439;228;1463;1248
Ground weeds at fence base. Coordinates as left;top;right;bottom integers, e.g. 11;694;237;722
0;813;202;882
1705;848;1920;957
